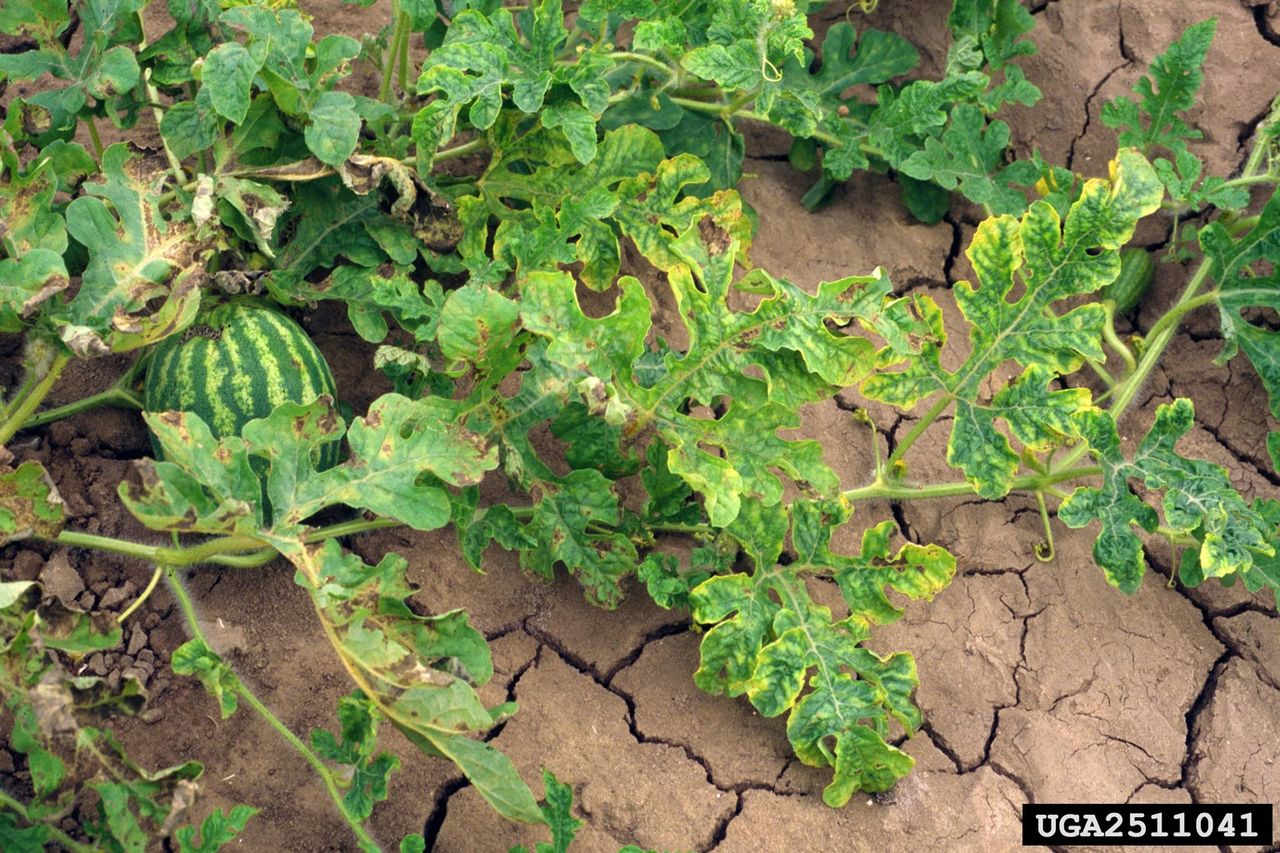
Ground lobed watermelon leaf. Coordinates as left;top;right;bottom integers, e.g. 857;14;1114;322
862;149;1164;497
1059;401;1279;593
1101;19;1226;208
690;499;954;806
55;145;210;356
1201;187;1280;464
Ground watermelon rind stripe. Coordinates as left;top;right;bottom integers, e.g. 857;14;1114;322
222;319;254;429
254;309;295;411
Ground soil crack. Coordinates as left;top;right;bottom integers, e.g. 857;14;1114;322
422;778;471;851
1067;17;1133;171
705;792;745;852
941;211;963;287
1252;4;1280;49
601;620;692;682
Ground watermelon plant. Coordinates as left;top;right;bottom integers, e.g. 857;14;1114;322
0;0;1278;849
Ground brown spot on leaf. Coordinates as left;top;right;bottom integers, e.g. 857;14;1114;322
698;216;732;256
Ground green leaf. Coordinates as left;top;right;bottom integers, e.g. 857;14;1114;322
1101;18;1216;158
92;780;151;851
0;815;50;850
681;42;761;91
899;105;1028;214
541;102;598;165
763;22;917;180
863;149;1164;497
0;0;141;133
122;411;261;536
249;395;498;531
1060;401;1277;592
518;469;637;608
306;91;362;167
866;72;985;164
174;805;258;853
0;140;72;330
1152;149;1249;211
268;178;401;282
0;135;68;257
296;267;443;344
656;111;744;198
125;394;497;538
415;1;601;166
171;639;239;718
898;174;952;224
538;770;582;853
690;499;954;805
1201;186;1280;442
786;22;918;98
292;539;543;826
437;284;521;371
158;92;222;161
58;144;207;355
412;730;546;825
212;176;289;258
947;0;1037;70
11;705;67;798
203;42;261;125
310;693;400;821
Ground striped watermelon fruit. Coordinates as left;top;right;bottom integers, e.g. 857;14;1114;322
144;300;341;468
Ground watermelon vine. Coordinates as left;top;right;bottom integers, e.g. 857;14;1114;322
0;1;1277;849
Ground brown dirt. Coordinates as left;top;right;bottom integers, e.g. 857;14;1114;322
4;1;1280;851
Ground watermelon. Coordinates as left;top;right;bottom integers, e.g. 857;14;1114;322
144;300;340;468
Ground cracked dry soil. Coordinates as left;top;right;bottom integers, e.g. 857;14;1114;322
3;0;1280;851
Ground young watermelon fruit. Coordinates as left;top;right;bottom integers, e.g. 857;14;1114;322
144;300;340;468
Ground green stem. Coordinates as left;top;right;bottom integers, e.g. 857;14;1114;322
1240;94;1280;179
1156;524;1198;548
1140;290;1219;345
605;50;673;77
1033;490;1056;562
397;10;411;94
58;530;267;565
1221;173;1280;190
1101;303;1138;375
843;465;1101;503
24;387;143;429
668;85;722;99
117;565;162;623
86;117;105;161
56;517;399;570
1051;260;1214;476
381;1;407;103
0;788;97;853
134;14;186;184
650;521;713;535
308;516;402;541
1110;261;1212;420
165;569;381;851
1084;357;1115;389
433;137;487;162
885;394;951;469
721;89;756;119
0;352;70;446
